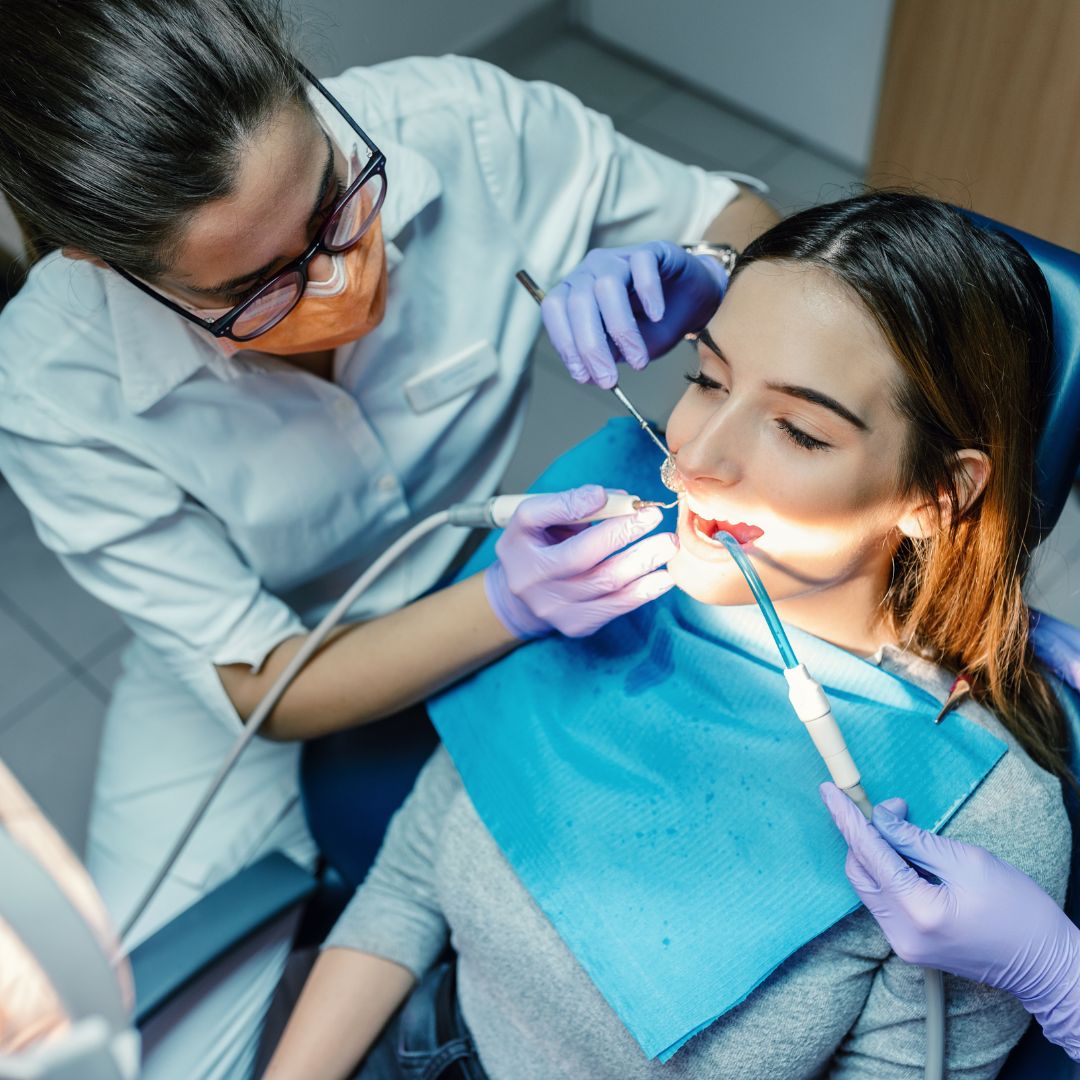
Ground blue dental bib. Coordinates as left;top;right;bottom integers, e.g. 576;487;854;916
428;419;1005;1061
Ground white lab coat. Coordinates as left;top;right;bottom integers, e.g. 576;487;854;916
0;54;740;1078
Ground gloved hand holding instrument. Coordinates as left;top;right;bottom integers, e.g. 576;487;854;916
821;780;1080;1062
539;240;730;387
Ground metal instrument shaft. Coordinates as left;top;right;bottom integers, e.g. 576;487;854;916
515;270;671;460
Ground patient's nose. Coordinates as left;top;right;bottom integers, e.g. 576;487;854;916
678;422;742;487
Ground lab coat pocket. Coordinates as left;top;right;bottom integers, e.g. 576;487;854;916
403;341;499;414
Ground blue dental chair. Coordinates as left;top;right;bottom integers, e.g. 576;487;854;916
967;211;1080;1078
126;209;1080;1077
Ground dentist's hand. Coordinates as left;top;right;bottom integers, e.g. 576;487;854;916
541;241;728;389
485;484;677;639
820;782;1078;1008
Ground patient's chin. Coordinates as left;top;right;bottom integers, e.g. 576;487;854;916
669;549;756;606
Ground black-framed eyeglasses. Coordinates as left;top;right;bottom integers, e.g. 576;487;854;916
107;62;387;342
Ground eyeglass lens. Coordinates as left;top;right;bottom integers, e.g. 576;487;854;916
231;271;307;340
229;170;386;340
326;170;386;251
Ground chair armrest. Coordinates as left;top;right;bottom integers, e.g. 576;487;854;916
129;852;317;1025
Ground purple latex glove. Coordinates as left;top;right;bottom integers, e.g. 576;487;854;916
1031;609;1080;692
820;781;1080;1048
540;241;728;389
484;484;677;639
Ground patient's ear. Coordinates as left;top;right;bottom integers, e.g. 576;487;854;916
897;449;991;540
61;247;107;269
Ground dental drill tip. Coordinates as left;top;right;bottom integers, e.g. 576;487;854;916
632;499;679;510
515;270;546;304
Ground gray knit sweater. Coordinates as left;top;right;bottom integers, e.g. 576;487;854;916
326;646;1070;1078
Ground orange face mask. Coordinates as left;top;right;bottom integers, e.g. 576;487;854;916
203;215;388;359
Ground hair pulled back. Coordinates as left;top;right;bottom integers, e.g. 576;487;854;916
737;191;1068;780
0;0;306;276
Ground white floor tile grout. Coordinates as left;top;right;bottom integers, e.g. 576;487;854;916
0;587;80;671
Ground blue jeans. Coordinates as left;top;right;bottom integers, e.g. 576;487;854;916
358;961;488;1080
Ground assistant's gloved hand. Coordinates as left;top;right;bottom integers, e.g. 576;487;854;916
485;484;677;639
1031;609;1080;693
541;241;728;389
820;781;1080;1033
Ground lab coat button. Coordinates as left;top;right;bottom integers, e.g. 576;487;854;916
377;474;398;493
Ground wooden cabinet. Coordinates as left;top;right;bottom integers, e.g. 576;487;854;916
870;0;1080;247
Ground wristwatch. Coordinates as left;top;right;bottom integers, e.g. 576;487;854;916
682;241;739;274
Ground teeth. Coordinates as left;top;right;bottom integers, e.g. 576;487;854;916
694;520;726;546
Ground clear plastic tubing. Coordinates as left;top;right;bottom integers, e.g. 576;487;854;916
714;531;798;669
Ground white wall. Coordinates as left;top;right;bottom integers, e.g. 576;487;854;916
285;0;552;76
578;0;893;167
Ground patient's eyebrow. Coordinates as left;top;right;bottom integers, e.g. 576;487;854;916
766;381;869;431
696;332;868;432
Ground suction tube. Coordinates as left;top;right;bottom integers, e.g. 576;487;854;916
120;492;653;945
713;529;945;1080
712;531;797;669
712;532;869;810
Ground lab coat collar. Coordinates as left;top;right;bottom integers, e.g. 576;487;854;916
112;138;441;414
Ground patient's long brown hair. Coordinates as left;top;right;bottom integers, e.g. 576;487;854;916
737;192;1069;781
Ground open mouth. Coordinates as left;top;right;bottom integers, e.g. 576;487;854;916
688;509;765;547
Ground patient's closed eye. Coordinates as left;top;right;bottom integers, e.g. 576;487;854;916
684;371;832;451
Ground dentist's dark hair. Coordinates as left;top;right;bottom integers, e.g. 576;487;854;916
0;0;307;276
735;191;1068;782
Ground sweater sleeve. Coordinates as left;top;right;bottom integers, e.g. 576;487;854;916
322;745;460;980
829;733;1071;1078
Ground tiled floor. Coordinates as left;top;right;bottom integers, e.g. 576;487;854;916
2;28;1079;858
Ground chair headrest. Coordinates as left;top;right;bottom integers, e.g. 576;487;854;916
962;209;1080;538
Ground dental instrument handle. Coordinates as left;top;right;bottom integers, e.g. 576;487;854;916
450;492;655;530
783;664;870;814
515;269;671;461
515;268;546;305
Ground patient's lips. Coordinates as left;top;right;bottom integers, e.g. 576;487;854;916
691;512;764;547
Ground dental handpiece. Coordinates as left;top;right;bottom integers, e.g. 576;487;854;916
515;269;672;462
449;492;674;530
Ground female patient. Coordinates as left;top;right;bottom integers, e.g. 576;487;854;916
262;193;1071;1078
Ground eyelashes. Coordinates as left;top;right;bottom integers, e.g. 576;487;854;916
776;419;830;451
685;371;723;393
684;371;833;452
